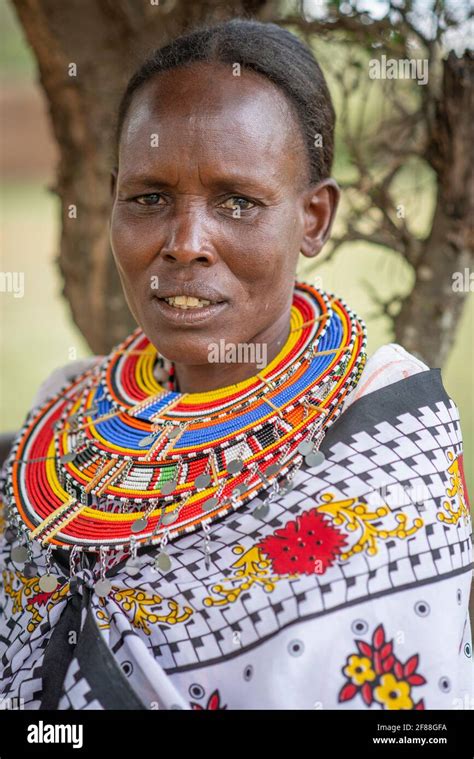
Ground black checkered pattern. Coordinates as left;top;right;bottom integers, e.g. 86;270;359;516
1;387;471;708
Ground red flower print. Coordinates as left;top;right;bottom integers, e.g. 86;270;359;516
338;623;426;710
258;509;347;575
191;689;227;710
29;592;53;607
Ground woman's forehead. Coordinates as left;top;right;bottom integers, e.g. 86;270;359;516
125;60;291;115
119;62;302;158
118;117;306;193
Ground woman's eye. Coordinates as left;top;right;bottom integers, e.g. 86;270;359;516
220;196;255;212
133;193;165;206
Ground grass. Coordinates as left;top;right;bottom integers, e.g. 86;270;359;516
0;181;91;425
0;3;36;81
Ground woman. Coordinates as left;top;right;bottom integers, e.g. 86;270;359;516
0;19;472;711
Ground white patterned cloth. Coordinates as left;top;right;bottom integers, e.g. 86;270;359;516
1;343;472;711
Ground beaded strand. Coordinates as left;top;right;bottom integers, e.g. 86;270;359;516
4;281;368;593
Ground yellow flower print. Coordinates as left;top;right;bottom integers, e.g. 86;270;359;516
339;624;426;709
344;655;376;686
374;673;413;710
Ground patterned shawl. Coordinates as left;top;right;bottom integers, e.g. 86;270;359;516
0;348;472;711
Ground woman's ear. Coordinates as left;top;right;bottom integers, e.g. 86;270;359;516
299;178;340;259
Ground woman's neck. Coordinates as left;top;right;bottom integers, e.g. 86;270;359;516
172;309;292;394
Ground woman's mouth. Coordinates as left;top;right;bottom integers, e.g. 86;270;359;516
154;295;227;324
162;295;213;309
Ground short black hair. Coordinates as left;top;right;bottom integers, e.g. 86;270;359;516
115;19;335;185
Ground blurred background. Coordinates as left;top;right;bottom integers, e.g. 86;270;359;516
0;0;474;499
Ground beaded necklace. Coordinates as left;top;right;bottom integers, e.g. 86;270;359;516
4;282;367;596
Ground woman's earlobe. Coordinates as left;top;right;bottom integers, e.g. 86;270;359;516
300;237;324;259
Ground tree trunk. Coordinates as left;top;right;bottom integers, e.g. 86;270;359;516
395;51;474;367
10;3;473;365
11;0;273;354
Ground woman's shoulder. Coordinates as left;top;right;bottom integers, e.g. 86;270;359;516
0;358;104;525
343;342;430;410
29;355;105;410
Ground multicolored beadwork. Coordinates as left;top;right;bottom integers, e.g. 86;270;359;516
4;281;367;569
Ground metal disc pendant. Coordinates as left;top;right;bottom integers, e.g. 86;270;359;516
23;562;38;578
253;502;270;520
265;464;280;476
138;434;156;448
227;458;244;474
39;574;59;592
5;526;16;543
279;478;295;494
131;517;148;533
160;479;177;495
11;545;29;564
125;560;141;576
94;579;112;597
155;551;172;572
297;440;314;456
202;496;218;511
195;473;211;488
162;509;179;525
60;451;77;464
305;450;326;468
168;427;181;439
232;484;246;497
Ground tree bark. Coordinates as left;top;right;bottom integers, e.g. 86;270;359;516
11;0;273;353
394;51;474;366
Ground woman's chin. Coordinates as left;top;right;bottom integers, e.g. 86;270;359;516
143;331;228;367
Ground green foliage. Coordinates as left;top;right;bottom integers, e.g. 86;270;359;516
0;2;35;78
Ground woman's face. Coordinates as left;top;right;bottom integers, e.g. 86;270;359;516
110;62;337;367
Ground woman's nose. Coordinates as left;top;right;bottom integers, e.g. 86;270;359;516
159;206;215;265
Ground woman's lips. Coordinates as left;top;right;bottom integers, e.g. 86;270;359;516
153;297;227;325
